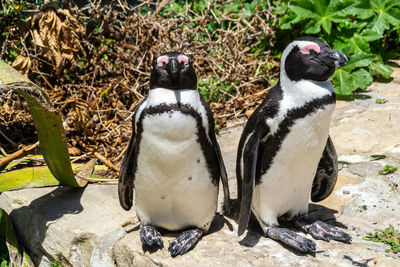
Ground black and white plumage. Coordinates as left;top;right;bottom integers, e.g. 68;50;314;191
236;37;351;253
118;52;230;257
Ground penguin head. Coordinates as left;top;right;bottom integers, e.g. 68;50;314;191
281;37;348;82
150;52;197;90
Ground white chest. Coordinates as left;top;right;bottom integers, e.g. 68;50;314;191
254;100;335;227
133;89;218;231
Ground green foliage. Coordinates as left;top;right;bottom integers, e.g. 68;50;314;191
0;1;38;62
0;60;88;189
274;0;400;95
50;261;62;267
0;208;33;267
0;260;10;267
161;0;275;102
364;224;400;253
375;98;387;104
370;154;386;160
378;165;398;175
198;77;236;103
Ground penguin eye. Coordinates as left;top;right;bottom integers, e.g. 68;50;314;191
157;55;169;67
177;54;189;67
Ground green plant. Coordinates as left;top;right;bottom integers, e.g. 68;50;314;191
0;1;38;63
370;154;386;160
0;252;10;267
376;98;387;104
364;224;400;253
50;261;62;267
379;165;398;175
1;208;33;267
198;77;236;103
274;0;400;96
1;258;10;267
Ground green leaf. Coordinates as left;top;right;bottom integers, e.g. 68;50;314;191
0;61;88;189
371;62;393;78
1;156;108;192
291;5;318;19
379;165;398;175
0;165;60;192
341;0;375;19
321;18;332;34
332;69;355;95
367;0;400;35
352;68;373;89
344;53;375;72
376;98;388;104
359;29;383;42
305;20;323;34
0;209;34;267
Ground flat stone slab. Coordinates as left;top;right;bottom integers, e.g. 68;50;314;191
0;184;133;266
2;66;400;266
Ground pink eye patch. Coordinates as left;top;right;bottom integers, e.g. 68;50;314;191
157;55;169;66
300;44;321;54
178;55;189;66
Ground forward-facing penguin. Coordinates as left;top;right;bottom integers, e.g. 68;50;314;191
236;37;352;253
118;52;230;257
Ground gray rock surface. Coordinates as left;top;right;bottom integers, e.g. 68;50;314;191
0;185;133;266
1;66;400;266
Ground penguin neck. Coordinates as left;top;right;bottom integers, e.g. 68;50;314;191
147;88;200;108
279;67;335;110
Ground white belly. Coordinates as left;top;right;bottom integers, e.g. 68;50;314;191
134;111;218;231
253;104;335;227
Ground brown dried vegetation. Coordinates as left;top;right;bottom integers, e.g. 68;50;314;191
0;1;279;176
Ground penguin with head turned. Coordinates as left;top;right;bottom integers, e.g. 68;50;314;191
236;37;352;253
118;52;230;257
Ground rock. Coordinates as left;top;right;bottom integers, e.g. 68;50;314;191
330;72;400;155
0;185;133;266
2;65;400;266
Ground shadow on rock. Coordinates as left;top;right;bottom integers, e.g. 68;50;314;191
336;93;372;101
142;243;164;254
308;203;348;229
209;212;233;234
343;255;374;267
9;186;86;265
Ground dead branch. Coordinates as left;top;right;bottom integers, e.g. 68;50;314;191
0;141;39;168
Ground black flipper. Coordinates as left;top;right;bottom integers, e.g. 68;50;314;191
168;228;203;257
311;136;338;202
118;102;144;210
294;217;352;244
209;129;230;214
238;121;268;236
200;94;230;214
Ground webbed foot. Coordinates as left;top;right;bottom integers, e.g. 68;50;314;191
267;227;316;253
295;218;352;244
168;228;203;257
140;225;163;247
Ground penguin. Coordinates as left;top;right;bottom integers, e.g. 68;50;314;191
236;37;352;253
118;52;230;257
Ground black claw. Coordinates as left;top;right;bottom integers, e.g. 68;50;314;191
335;232;352;244
168;228;203;257
139;225;163;247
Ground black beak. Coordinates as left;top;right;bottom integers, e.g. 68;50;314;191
334;51;348;67
167;58;180;79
